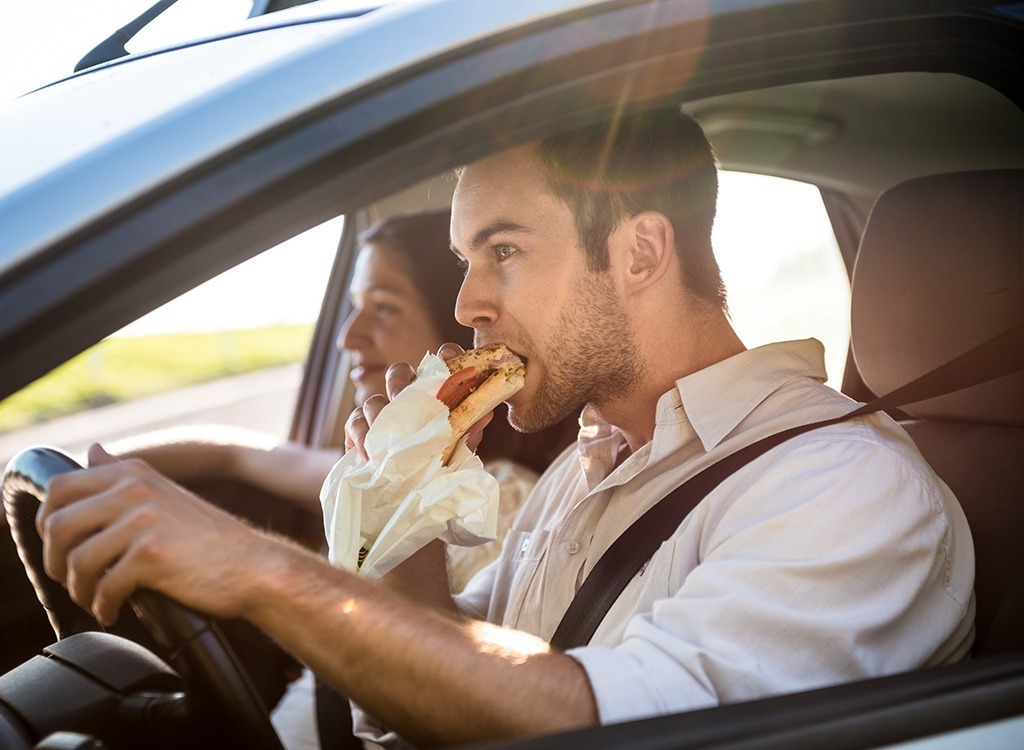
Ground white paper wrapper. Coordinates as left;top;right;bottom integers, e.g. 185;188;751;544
320;352;500;580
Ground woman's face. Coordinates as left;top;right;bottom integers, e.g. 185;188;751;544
337;243;445;405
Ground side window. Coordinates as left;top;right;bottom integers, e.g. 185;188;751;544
0;217;342;466
713;171;850;386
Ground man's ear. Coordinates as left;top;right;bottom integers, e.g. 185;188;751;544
621;211;675;293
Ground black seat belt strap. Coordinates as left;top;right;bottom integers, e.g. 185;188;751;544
549;322;1024;650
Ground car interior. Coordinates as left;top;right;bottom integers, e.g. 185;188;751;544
2;8;1024;741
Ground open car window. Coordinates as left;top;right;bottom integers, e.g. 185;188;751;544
0;217;342;467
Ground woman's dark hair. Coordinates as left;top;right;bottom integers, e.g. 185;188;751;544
359;208;472;349
358;209;577;472
536;107;727;310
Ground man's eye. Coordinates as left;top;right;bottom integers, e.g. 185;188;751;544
455;256;469;274
495;244;518;262
375;302;398;315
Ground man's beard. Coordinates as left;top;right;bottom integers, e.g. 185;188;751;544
509;271;644;433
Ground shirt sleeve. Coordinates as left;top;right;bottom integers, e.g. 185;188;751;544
567;426;975;725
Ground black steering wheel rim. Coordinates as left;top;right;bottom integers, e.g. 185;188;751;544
2;445;284;750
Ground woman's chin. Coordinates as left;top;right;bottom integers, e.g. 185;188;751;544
353;379;387;406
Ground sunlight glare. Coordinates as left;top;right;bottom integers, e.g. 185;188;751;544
469;620;550;666
713;171;851;384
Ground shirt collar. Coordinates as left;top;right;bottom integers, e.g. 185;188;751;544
676;339;828;451
577;339;828;486
577;405;630;490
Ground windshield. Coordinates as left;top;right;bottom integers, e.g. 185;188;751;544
0;0;254;102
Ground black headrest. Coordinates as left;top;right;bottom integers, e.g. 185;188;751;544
851;170;1024;426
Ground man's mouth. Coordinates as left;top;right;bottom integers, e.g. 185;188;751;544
475;339;528;365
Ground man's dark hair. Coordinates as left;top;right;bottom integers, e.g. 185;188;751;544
535;107;726;310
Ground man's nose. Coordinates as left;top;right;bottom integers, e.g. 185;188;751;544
455;266;498;329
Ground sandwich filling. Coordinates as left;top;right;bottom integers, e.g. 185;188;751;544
434;344;526;464
437;367;490;410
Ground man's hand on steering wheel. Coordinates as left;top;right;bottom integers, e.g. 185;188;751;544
36;445;281;627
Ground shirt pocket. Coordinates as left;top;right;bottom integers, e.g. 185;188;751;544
592;537;679;645
487;528;552;628
656;530;702;602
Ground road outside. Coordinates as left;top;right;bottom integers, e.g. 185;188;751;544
0;364;302;470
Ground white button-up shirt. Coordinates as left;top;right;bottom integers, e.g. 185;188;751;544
456;339;975;725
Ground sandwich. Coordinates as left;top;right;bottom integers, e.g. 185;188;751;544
435;344;526;463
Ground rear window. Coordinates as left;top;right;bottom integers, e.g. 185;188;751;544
714;171;850;385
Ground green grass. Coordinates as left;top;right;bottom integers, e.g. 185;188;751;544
0;324;314;433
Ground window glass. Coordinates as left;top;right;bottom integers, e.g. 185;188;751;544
0;217;341;466
713;171;850;386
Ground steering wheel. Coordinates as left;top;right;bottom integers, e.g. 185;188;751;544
2;446;284;750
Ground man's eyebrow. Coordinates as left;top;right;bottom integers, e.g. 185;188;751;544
451;219;531;256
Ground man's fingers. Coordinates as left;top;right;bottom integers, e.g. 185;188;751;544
91;528;171;627
344;394;387;461
438;342;467;362
63;515;144;617
362;394;388;426
65;523;153;627
463;412;494;453
39;459;149;534
345;407;370;460
87;442;119;468
92;559;139;627
385;362;416;401
41;485;139;585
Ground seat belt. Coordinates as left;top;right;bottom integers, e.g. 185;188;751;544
549;322;1024;651
315;677;364;750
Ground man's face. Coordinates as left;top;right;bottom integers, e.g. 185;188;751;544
451;147;642;432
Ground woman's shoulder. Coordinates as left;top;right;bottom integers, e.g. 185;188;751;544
483;457;540;486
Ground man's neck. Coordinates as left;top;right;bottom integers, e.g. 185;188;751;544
595;313;746;453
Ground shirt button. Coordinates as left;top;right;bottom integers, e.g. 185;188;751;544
520;539;530;555
564;541;580;555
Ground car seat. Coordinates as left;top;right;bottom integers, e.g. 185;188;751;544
850;169;1024;657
